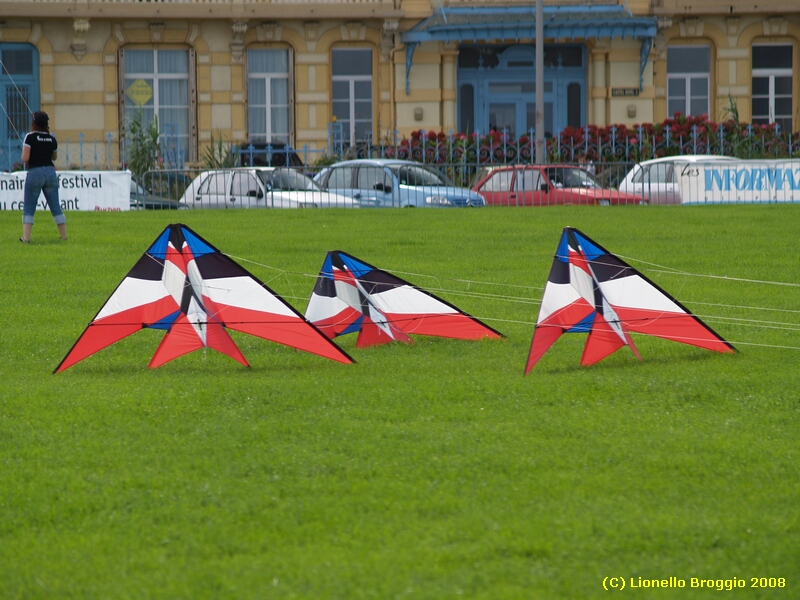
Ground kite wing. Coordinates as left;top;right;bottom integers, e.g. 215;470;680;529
525;227;734;374
305;251;504;348
56;224;353;372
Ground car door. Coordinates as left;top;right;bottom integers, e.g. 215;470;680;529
355;166;394;207
542;168;573;205
193;172;230;208
633;162;677;204
320;166;359;202
476;169;514;206
513;168;548;206
230;170;266;208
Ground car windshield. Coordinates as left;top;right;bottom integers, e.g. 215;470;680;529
257;168;320;191
544;167;601;189
388;164;452;187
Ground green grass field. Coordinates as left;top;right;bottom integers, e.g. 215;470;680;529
2;205;798;599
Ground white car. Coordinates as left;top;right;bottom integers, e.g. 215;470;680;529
618;155;736;204
178;167;359;209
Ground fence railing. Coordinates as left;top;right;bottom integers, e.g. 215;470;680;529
125;155;800;211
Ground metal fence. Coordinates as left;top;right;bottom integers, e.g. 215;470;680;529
134;155;800;210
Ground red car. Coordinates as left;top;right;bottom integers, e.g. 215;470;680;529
472;165;644;206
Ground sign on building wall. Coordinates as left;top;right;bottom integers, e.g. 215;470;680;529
0;171;131;212
611;88;640;97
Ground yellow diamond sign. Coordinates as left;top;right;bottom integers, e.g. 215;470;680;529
126;79;153;107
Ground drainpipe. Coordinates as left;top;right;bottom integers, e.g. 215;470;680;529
535;0;545;164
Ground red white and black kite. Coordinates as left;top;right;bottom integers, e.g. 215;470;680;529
55;224;353;371
305;250;503;348
525;227;734;374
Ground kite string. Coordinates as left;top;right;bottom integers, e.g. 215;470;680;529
108;254;800;350
228;252;800;312
616;254;800;288
226;253;800;337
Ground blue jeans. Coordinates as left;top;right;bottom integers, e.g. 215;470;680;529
23;166;65;225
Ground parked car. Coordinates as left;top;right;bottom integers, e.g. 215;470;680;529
617;155;736;204
178;167;358;209
472;165;644;206
130;177;187;210
314;159;486;207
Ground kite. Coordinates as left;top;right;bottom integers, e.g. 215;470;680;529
305;250;504;348
55;224;353;371
525;227;735;374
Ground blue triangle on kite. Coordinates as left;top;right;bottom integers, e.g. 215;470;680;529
340;254;373;278
148;229;172;260
573;231;606;261
148;310;182;331
556;231;570;263
567;312;596;333
340;315;364;336
181;227;217;257
320;254;334;280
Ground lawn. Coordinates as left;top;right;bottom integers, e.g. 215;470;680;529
1;205;798;599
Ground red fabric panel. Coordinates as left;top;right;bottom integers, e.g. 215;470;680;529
580;314;626;365
616;307;734;353
55;296;178;372
525;325;563;374
539;298;594;329
385;312;502;339
148;316;204;368
217;305;353;364
307;306;362;339
356;318;411;348
55;323;143;372
205;320;249;367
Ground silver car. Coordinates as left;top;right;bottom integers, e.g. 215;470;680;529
314;159;485;207
179;167;359;209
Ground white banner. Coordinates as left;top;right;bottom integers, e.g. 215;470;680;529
677;160;800;204
0;170;131;212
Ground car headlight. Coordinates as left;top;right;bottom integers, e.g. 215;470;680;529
425;195;454;206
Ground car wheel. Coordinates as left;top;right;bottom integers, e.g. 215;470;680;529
598;199;611;206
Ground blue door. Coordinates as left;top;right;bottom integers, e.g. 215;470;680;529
0;44;39;171
458;44;585;138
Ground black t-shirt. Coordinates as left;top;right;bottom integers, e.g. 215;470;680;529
24;131;58;169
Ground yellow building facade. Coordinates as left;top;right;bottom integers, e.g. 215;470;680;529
0;1;797;169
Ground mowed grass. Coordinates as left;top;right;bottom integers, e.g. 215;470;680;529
1;205;798;599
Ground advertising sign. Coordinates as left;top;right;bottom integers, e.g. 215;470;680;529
0;170;131;212
677;160;800;204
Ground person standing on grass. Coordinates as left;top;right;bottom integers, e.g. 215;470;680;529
20;111;67;243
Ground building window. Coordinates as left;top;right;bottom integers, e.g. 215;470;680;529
121;49;192;165
752;44;793;132
331;48;372;146
667;46;710;118
247;49;291;145
0;44;38;171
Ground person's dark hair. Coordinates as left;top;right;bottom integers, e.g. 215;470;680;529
32;111;50;132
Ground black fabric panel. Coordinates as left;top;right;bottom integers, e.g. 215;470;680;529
194;252;249;279
312;275;337;298
590;254;635;282
357;269;407;295
128;253;165;281
547;257;570;285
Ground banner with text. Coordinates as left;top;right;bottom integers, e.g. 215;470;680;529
0;170;131;212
